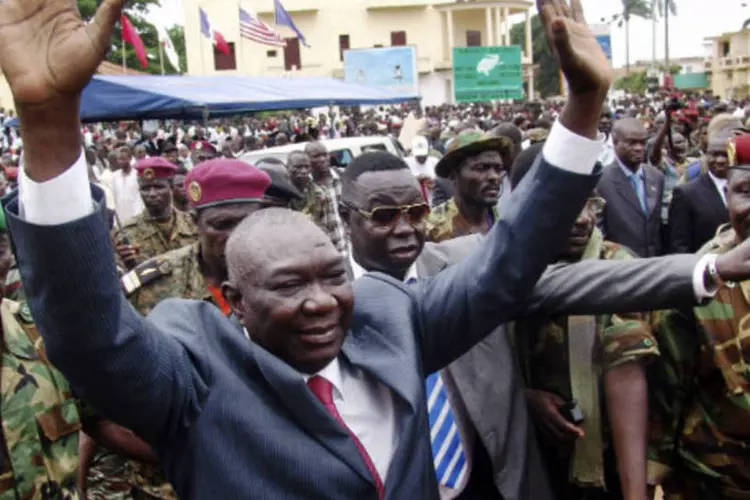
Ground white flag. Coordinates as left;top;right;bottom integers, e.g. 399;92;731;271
156;23;181;73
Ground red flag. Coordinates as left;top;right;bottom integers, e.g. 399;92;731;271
121;14;148;68
213;29;231;56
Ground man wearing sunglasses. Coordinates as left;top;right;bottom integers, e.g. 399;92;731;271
339;145;750;500
8;0;745;499
425;130;511;243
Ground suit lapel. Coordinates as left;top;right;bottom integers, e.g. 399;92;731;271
701;174;727;219
610;164;646;216
644;167;661;217
250;344;374;484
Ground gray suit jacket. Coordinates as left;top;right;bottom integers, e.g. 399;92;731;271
597;162;665;257
6;155;598;499
418;234;700;500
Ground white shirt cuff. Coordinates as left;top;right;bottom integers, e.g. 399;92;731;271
541;121;603;174
692;253;718;299
19;150;94;225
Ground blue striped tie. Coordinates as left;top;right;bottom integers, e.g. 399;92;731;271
425;372;467;489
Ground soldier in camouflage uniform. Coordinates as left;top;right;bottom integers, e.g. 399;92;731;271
0;207;83;499
112;158;198;270
425;129;510;243
648;134;750;499
512;195;659;500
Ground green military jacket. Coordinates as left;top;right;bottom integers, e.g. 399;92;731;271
424;198;499;244
123;243;217;317
112;209;198;266
648;225;750;498
0;299;81;500
513;230;658;494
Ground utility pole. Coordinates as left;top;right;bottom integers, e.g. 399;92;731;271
665;0;671;72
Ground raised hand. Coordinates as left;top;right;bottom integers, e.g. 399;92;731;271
537;0;613;96
0;0;124;106
0;0;124;179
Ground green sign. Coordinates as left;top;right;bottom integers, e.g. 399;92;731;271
452;46;524;102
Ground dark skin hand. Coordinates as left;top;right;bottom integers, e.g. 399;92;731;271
525;389;584;443
0;0;125;180
537;0;613;139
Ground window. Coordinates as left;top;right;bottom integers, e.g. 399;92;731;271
374;44;384;48
466;30;481;47
362;144;387;153
267;50;278;58
339;34;350;62
284;38;301;71
214;42;237;71
391;31;407;46
330;149;354;168
722;42;730;57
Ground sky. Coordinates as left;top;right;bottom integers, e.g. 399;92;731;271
149;0;750;69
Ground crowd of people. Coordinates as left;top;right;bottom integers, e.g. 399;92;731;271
0;0;748;500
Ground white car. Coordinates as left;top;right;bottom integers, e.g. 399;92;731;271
239;136;406;168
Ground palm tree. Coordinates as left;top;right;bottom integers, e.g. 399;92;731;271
610;0;653;74
654;0;677;74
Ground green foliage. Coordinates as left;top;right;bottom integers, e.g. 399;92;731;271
510;14;560;98
77;0;184;75
614;70;648;93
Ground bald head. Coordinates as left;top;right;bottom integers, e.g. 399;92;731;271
226;208;334;283
612;117;647;141
612;118;648;169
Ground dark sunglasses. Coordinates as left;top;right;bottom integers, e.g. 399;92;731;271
343;202;430;227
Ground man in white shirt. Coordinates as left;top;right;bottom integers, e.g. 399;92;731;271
110;146;144;225
405;136;439;204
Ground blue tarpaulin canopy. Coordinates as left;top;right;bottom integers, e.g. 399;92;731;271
11;75;419;124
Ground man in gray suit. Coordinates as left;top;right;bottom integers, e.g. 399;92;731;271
2;1;748;499
340;150;742;500
598;117;666;257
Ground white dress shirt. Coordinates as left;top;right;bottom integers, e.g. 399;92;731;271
350;255;474;498
708;170;728;206
110;167;144;225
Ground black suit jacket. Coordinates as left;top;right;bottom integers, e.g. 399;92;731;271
668;173;729;254
597;162;665;257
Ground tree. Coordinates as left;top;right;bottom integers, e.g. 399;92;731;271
605;0;653;75
614;70;648;93
77;0;185;75
510;14;560;98
654;0;677;72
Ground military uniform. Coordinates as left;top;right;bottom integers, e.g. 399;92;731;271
112;209;198;265
0;298;82;499
123;243;220;316
513;230;658;499
648;224;750;499
424;198;498;243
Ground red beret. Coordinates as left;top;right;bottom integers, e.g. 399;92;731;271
729;134;750;170
190;140;217;155
184;159;271;209
135;157;177;180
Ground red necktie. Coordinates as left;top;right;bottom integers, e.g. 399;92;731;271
307;375;385;500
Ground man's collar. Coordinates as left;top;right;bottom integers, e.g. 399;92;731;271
616;156;642;178
349;252;418;282
707;170;727;186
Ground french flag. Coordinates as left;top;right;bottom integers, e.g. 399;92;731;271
199;8;230;55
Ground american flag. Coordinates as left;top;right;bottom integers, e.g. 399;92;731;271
239;8;286;47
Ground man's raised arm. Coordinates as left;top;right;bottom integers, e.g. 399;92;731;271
0;0;207;443
415;0;613;374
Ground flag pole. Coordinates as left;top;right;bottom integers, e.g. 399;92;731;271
122;40;127;70
237;0;245;74
159;42;165;75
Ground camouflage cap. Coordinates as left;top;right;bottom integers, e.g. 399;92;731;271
435;129;512;178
